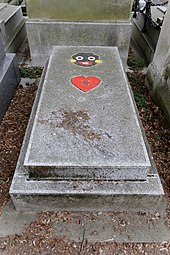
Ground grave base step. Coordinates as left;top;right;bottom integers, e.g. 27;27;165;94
10;173;165;214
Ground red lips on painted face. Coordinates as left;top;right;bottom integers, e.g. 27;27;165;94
79;61;93;66
71;76;101;92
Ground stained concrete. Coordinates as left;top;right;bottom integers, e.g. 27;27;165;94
27;0;133;21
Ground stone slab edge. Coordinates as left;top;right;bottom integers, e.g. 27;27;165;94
10;59;164;213
0;30;5;62
0;4;21;22
0;53;20;84
124;63;159;177
0;4;7;11
5;18;26;53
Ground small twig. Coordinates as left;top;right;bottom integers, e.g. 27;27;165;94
99;238;115;243
79;226;87;254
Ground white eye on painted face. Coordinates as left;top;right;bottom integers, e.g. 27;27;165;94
76;56;84;61
88;56;96;61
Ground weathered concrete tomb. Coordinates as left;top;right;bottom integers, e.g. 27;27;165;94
0;31;20;122
10;46;164;213
26;0;133;66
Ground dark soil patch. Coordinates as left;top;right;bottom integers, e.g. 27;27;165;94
0;83;38;214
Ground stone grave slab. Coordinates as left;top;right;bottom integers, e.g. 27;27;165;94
10;46;164;212
24;46;151;181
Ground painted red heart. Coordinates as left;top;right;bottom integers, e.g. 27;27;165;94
71;76;101;92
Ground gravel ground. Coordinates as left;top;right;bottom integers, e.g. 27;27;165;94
0;47;169;254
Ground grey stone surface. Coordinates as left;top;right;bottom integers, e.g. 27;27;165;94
1;200;169;243
0;53;20;122
146;65;170;129
20;77;39;87
0;0;23;3
26;1;132;67
10;127;165;212
10;174;165;213
0;31;5;62
0;3;6;9
0;4;22;41
27;0;133;21
52;211;170;243
26;20;132;67
10;46;164;213
146;3;170;128
0;3;26;52
5;17;26;53
0;200;36;237
24;46;151;181
131;12;160;64
155;85;170;128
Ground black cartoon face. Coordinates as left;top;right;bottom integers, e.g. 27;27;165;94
70;53;102;67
